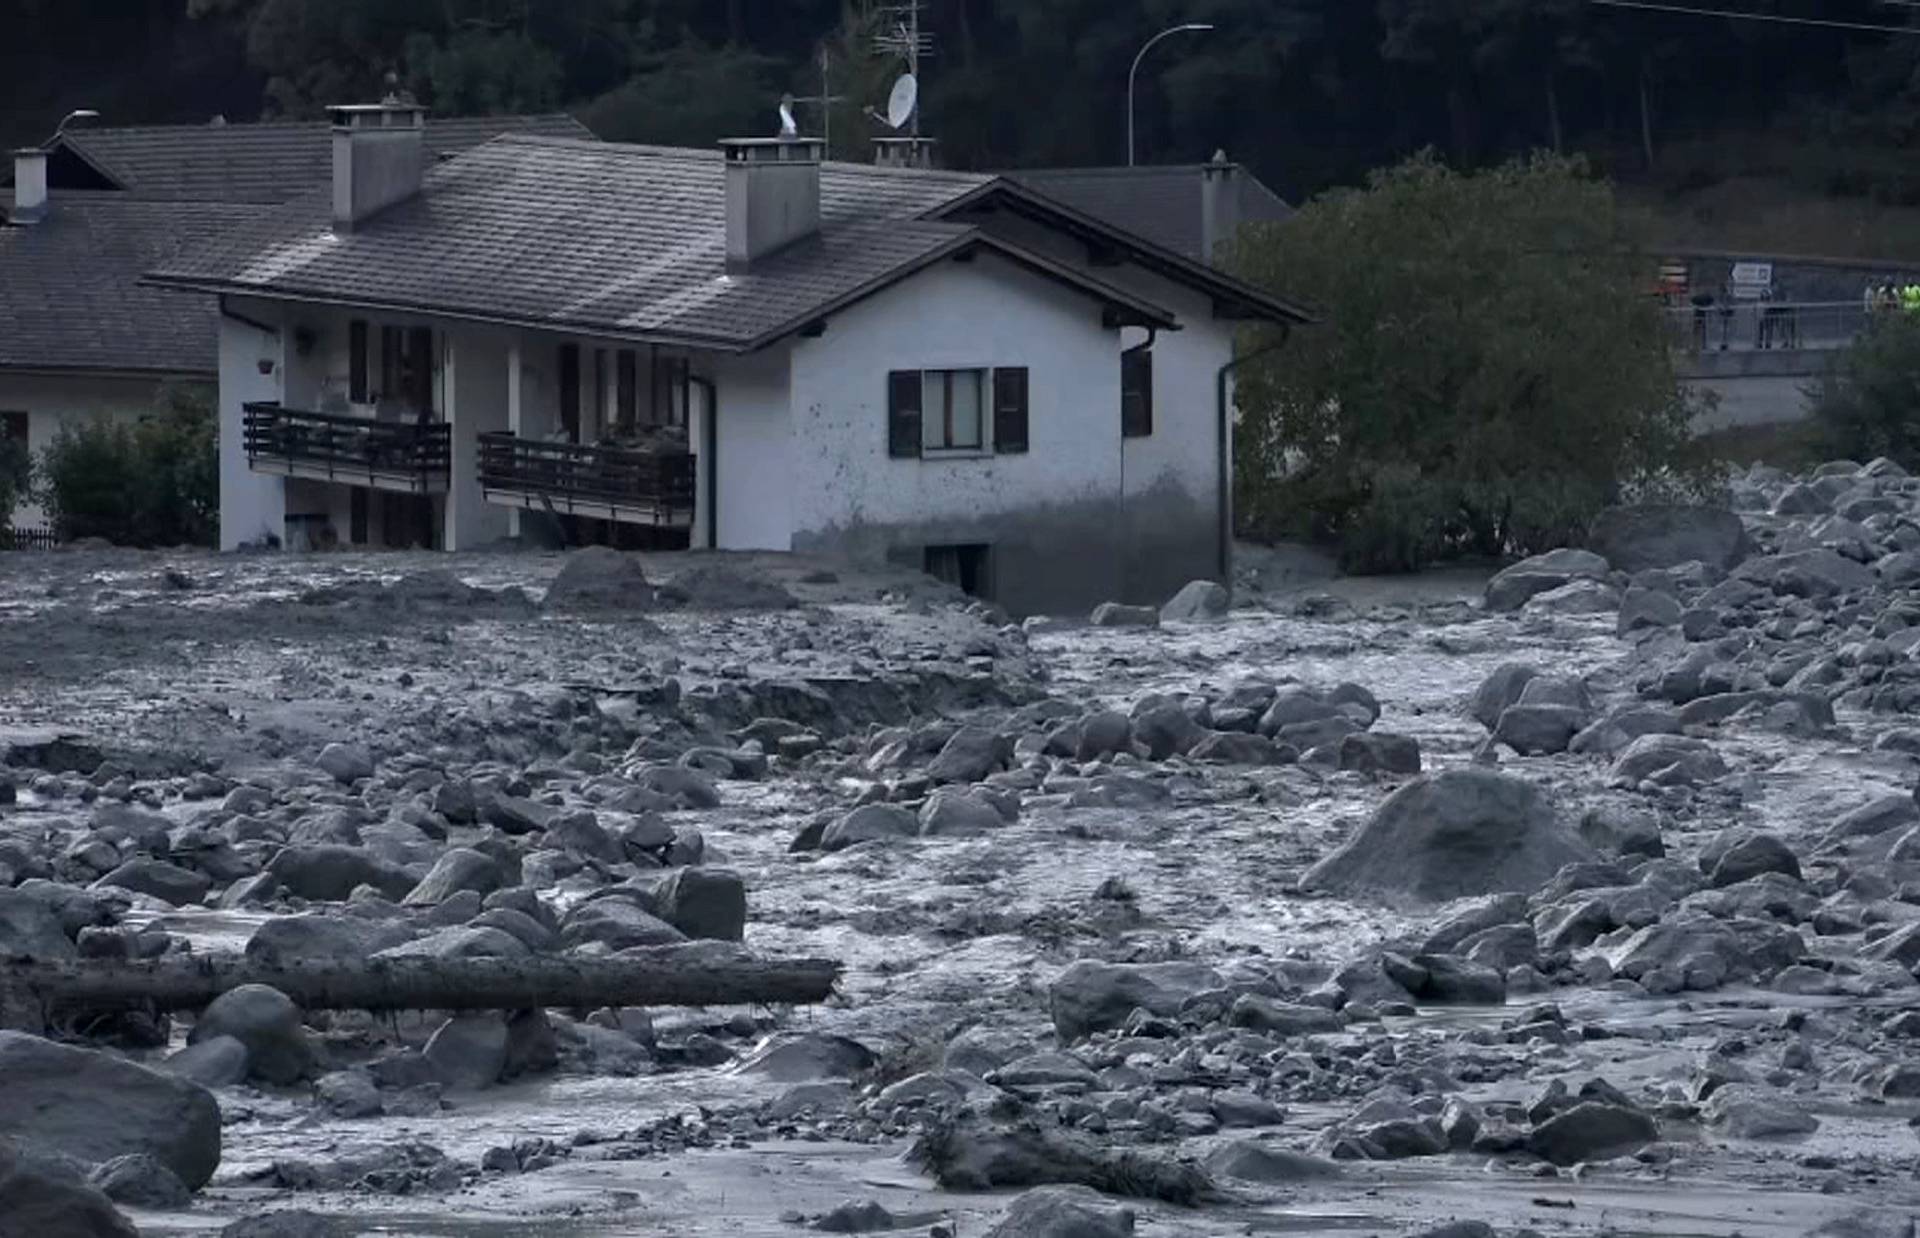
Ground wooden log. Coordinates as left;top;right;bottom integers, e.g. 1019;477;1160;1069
0;946;840;1029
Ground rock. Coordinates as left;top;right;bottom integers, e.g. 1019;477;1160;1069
927;726;1006;783
984;1186;1135;1238
1610;735;1728;786
1736;548;1875;596
93;857;211;907
1421;892;1530;953
1805;1213;1917;1238
0;1031;222;1188
423;1014;508;1089
1228;994;1344;1036
1829;794;1920;840
1160;580;1230;622
189;984;315;1085
1089;602;1159;628
1588;505;1751;573
543;810;622;863
1485;549;1610;612
0;1140;138;1238
1606;912;1802;985
1526;577;1620;615
1133;704;1207;760
734;1033;876;1082
0;888;77;960
1076;711;1133;760
1527;1101;1657;1165
314;1070;384;1119
315;743;373;785
919;789;1007;837
633;764;721;809
811;1199;897;1233
650;866;747;942
1702;1085;1819;1138
543;546;654;609
1411;953;1506;1004
1203;1140;1340;1183
503;1008;558;1080
1569;705;1682;758
217;1210;346;1238
1337;731;1422;774
821;803;918;851
1618;586;1684;634
558;898;686;951
1709;833;1801;887
402;848;504;906
374;924;528;961
1211;1090;1286;1128
660;562;795;610
1048;960;1224;1042
267;844;414;902
1189;731;1286;765
1470;663;1540;729
244;913;417;964
1302;769;1596;907
163;1035;250;1089
1492;704;1586;755
1773;482;1832;516
87;1152;192;1208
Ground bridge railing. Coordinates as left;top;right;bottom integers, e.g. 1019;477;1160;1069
1663;301;1873;355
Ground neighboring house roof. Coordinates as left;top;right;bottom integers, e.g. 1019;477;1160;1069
45;114;592;204
0;195;265;376
146;136;1208;353
1008;161;1294;264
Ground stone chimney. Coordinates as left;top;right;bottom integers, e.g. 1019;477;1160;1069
10;149;47;225
872;137;938;170
720;137;825;272
329;101;426;233
1199;149;1238;266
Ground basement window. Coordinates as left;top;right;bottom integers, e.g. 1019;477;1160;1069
926;543;992;599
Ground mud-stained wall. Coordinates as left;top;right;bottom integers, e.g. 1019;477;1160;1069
218;297;289;550
0;371;171;530
713;348;792;550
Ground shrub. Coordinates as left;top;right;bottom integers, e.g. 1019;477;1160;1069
1228;152;1708;573
38;382;217;546
1809;312;1920;467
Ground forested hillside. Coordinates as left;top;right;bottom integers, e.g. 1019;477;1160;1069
6;0;1920;211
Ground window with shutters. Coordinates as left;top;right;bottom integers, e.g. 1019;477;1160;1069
1121;345;1153;438
888;367;1026;458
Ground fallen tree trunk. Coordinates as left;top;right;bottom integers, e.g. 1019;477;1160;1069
0;947;840;1029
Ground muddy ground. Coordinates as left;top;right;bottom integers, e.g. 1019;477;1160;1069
1;516;1917;1237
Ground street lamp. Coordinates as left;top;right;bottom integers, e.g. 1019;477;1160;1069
51;109;100;142
1128;23;1213;167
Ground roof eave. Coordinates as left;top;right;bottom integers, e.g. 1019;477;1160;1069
0;362;215;380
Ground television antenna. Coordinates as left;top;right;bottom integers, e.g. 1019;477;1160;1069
793;45;850;152
871;0;934;138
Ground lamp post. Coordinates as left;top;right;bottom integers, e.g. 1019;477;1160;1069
51;109;100;142
1128;23;1212;166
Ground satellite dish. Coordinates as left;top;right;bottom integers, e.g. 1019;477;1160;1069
885;74;918;130
778;94;799;138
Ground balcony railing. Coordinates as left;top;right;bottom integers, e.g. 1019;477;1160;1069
242;402;450;494
1663;301;1869;355
478;433;696;528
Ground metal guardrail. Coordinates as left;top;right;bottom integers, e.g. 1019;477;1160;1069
242;401;450;492
478;433;696;527
0;525;55;551
1663;301;1871;354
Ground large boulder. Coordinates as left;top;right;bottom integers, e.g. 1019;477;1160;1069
0;1032;221;1189
1302;769;1596;907
0;888;77;960
1527;1102;1658;1165
244;913;417;963
659;562;795;610
984;1186;1135;1238
1160;580;1230;623
543;546;654;610
267;844;414;902
402;848;504;906
927;726;1006;783
0;1141;138;1238
1484;549;1611;613
821;804;918;852
1048;960;1224;1042
1469;664;1540;729
649;867;747;942
93;857;211;907
189;984;316;1085
1588;505;1751;573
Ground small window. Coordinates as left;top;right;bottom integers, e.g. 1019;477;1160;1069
0;411;26;446
926;544;992;599
922;368;985;452
1122;346;1153;438
348;320;369;402
888;370;921;457
993;367;1029;454
559;343;581;440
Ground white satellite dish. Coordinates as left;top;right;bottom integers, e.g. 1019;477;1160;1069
885;74;918;130
778;95;799;138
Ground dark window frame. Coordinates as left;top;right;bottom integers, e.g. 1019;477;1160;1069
992;367;1029;454
1122;344;1153;438
348;320;369;403
0;411;27;446
558;343;581;441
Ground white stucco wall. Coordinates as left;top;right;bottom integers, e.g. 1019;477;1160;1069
218;300;289;550
712;348;793;550
445;329;512;550
0;372;171;529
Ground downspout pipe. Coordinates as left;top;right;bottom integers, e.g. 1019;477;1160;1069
690;373;718;550
1214;326;1290;584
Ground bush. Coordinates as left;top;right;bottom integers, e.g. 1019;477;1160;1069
1228;152;1707;573
38;382;217;546
1810;312;1920;467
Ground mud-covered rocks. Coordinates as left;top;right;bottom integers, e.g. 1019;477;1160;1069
1469;664;1540;729
0;887;77;959
927;726;1008;783
0;1140;138;1238
267;844;414;902
315;742;374;785
543;546;654;610
188;984;316;1085
88;1152;192;1209
0;1031;222;1188
984;1185;1136;1238
1526;1101;1658;1164
93;857;210;907
734;1033;875;1083
423;1013;509;1089
1089;602;1159;628
1588;504;1751;573
1203;1141;1341;1184
821;803;918;851
1160;580;1230;623
1618;586;1684;634
1048;960;1224;1042
1485;549;1611;612
658;562;796;610
1303;769;1596;906
648;866;747;942
1702;1085;1819;1138
1610;735;1728;787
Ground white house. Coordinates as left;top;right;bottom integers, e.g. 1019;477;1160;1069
147;102;1309;614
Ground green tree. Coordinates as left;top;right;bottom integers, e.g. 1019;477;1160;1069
1810;312;1920;467
38;383;218;547
1228;151;1698;572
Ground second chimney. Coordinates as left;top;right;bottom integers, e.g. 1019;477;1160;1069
721;137;825;271
10;148;47;225
329;101;426;233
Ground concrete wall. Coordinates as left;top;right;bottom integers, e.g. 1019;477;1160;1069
713;347;793;551
445;329;511;550
218;299;289;550
0;371;171;529
784;253;1140;615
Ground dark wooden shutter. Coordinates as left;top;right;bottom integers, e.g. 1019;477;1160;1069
993;367;1029;454
617;350;638;427
407;326;433;416
348;320;369;402
1121;346;1154;438
887;370;922;458
559;343;581;440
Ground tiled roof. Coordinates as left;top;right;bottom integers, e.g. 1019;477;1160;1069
0;195;265;374
146;137;1182;351
54;114;592;204
1009;163;1294;263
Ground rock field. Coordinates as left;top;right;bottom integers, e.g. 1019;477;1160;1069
3;460;1920;1236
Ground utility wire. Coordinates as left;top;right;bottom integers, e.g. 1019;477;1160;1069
1589;0;1920;35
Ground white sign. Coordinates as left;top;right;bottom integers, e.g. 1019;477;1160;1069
1730;261;1774;300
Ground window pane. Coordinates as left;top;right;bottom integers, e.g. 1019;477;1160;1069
922;371;948;449
951;370;983;448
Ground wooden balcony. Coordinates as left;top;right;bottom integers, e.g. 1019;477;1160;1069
478;433;696;528
242;402;450;494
